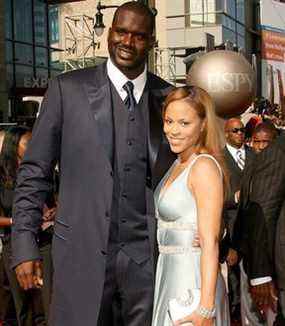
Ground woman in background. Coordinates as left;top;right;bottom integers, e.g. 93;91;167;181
0;126;46;326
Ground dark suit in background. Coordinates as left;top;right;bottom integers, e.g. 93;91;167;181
236;134;285;324
223;145;253;319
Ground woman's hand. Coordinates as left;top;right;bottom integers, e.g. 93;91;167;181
174;311;214;325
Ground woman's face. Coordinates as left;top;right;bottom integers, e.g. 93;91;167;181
17;132;32;165
163;100;204;156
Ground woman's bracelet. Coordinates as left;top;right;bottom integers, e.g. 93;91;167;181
196;305;216;319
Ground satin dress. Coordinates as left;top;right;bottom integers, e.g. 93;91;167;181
151;154;230;326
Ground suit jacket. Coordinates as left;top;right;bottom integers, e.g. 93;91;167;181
234;135;285;288
11;63;175;326
223;145;253;241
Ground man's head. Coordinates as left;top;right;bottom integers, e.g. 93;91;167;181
108;1;155;80
251;122;277;153
224;117;245;149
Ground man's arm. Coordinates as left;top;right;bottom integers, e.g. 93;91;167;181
246;140;285;308
11;77;62;287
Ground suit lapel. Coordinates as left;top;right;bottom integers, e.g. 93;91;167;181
83;63;114;169
224;147;242;175
147;74;175;188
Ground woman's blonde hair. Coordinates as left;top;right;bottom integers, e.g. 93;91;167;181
163;86;229;190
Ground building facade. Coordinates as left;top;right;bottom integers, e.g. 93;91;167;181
154;0;259;84
1;0;261;122
2;0;62;123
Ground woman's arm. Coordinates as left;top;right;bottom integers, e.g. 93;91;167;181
191;157;223;309
176;157;224;326
0;216;12;227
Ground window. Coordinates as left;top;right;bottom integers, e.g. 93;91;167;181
236;0;245;23
5;41;13;64
49;6;59;44
15;43;33;66
34;0;48;46
13;0;33;43
4;0;12;39
223;27;236;45
35;47;48;67
225;0;236;19
15;65;33;88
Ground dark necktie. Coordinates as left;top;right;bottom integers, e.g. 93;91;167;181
123;81;136;111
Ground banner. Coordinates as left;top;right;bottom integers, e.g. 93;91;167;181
260;0;285;107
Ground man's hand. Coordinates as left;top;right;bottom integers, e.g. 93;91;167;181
43;206;56;222
15;260;43;290
250;281;278;312
226;248;239;266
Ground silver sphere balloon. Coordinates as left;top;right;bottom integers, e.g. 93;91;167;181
187;50;256;118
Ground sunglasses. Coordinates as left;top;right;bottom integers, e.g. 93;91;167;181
229;127;245;134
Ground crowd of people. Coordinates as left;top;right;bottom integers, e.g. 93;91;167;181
0;1;285;326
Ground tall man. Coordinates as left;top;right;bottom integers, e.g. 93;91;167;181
223;117;253;321
11;3;174;326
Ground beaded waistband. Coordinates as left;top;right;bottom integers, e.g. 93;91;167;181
158;219;197;231
158;244;201;254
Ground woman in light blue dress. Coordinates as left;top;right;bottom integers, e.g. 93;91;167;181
151;86;230;326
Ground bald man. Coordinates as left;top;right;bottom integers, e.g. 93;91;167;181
223;117;254;322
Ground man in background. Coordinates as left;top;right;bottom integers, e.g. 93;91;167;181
223;117;254;323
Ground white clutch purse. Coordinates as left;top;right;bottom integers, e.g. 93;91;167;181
168;289;201;324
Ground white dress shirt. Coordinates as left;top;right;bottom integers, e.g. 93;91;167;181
226;144;272;286
106;58;147;104
226;143;246;166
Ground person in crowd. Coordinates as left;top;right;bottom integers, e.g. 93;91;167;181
11;2;174;326
0;126;46;326
223;117;254;322
251;121;277;153
151;86;230;326
0;129;16;326
235;132;285;325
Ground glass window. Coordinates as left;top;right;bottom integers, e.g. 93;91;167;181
14;0;33;43
236;0;245;23
35;47;48;67
223;27;236;45
6;64;14;89
237;23;245;36
222;15;235;31
225;0;236;19
190;0;203;14
49;48;62;70
204;0;216;24
49;5;59;44
4;0;12;39
36;68;49;88
15;43;33;66
15;65;33;88
189;14;204;27
34;0;48;46
5;41;13;64
237;35;245;50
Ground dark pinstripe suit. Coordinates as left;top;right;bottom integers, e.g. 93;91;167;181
235;134;285;322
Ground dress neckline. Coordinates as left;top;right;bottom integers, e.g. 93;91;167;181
158;155;197;202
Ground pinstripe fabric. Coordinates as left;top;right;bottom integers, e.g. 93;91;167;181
236;134;285;319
